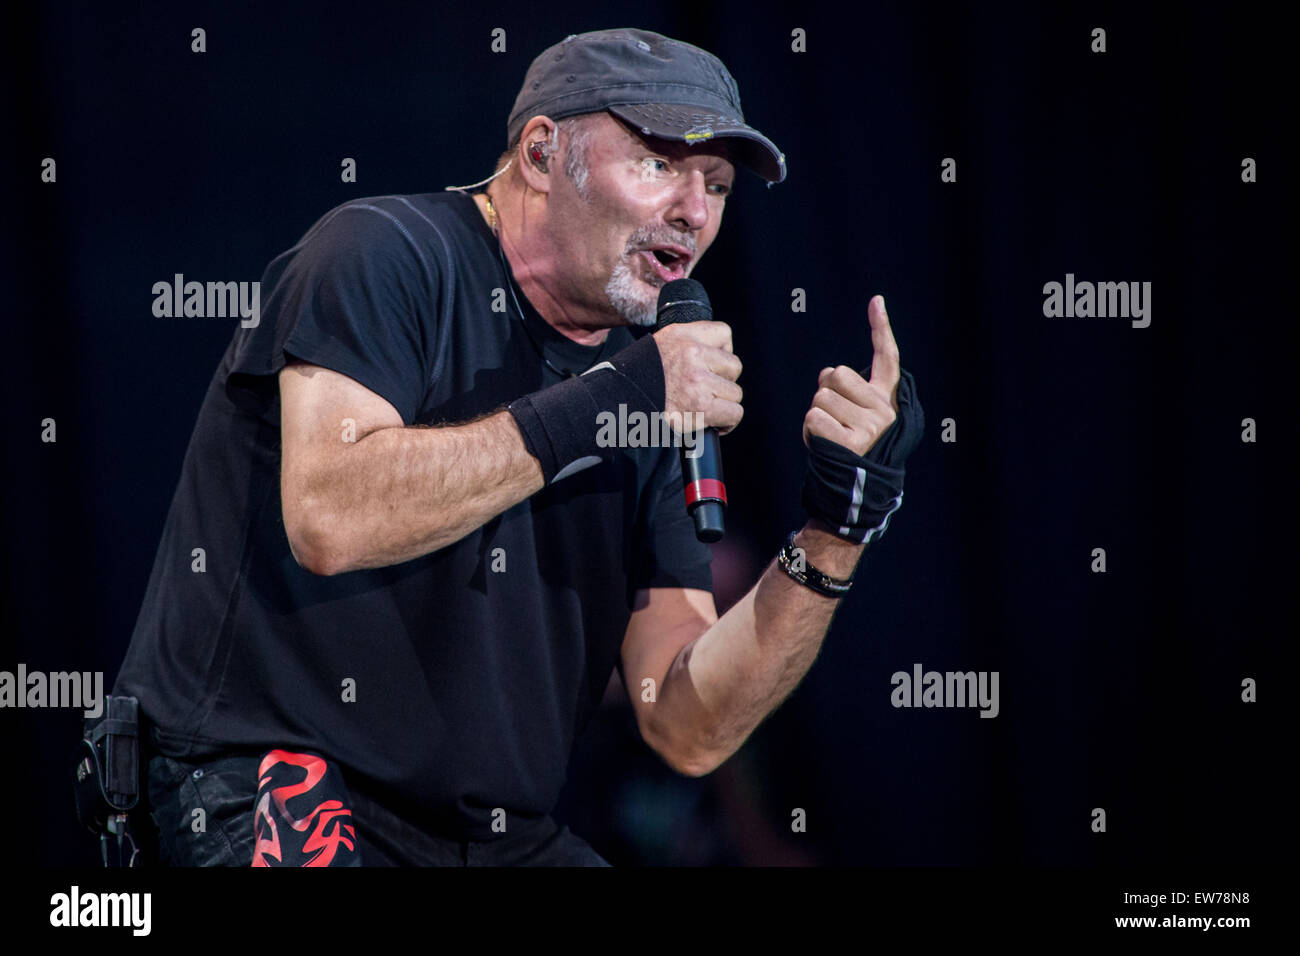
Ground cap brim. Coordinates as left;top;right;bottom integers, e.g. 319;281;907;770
607;103;787;184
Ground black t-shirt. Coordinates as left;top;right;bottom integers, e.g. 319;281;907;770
113;191;713;840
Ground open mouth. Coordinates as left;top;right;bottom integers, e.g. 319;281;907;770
638;246;691;284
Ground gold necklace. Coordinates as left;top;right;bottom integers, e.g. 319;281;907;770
484;192;499;235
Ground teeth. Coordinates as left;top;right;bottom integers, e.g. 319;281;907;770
652;249;675;266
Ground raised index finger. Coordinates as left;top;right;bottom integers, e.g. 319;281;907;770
868;295;901;402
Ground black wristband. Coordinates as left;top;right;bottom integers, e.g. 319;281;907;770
802;436;906;545
507;332;665;484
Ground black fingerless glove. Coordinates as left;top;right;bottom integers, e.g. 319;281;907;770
802;367;924;544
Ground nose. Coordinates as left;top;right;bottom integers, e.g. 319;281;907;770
666;169;710;232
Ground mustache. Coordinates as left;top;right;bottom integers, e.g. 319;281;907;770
624;224;695;257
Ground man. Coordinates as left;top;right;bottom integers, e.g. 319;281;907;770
112;27;922;867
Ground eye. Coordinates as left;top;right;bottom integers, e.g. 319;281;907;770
709;183;732;197
638;157;672;183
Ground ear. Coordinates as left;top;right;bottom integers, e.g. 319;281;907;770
517;115;556;194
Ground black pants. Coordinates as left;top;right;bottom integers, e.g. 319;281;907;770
146;752;610;867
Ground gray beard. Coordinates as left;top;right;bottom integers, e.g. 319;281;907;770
604;253;660;327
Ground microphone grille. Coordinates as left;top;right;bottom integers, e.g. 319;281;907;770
655;278;712;329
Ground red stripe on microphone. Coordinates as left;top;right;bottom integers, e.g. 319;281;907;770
685;479;727;507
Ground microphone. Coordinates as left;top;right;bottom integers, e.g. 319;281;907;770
655;279;726;543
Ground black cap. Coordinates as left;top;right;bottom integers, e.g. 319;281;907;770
507;28;787;184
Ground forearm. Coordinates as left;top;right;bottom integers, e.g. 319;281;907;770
288;410;543;574
654;520;866;775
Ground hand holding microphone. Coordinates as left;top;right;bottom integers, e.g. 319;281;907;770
652;279;742;542
505;277;741;544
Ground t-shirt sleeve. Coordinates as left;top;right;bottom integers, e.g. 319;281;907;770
631;447;714;593
230;202;438;425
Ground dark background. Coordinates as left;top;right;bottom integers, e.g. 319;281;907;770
2;0;1283;867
